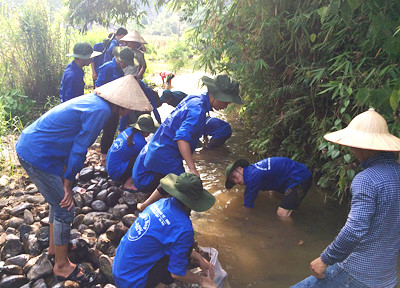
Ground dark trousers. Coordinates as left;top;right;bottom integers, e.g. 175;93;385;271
100;112;119;154
144;256;174;288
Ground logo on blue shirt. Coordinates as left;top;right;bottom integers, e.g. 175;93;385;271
128;213;151;241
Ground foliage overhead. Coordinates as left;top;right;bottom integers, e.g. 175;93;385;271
65;0;168;31
168;0;400;200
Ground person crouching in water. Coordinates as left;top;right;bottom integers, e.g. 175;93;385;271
15;75;152;285
225;157;312;217
113;173;217;288
106;114;159;190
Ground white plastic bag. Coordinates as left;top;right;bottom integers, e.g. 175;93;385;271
198;246;229;288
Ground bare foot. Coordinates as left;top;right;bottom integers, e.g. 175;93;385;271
123;178;136;190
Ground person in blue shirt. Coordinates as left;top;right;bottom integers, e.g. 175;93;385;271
159;89;187;107
113;173;217;288
103;27;127;63
90;38;109;86
16;75;152;285
132;75;243;211
225;157;312;217
95;46;135;166
291;109;400;288
59;42;101;103
120;30;148;80
106;114;158;189
203;117;232;149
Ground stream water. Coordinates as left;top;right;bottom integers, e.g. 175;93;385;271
151;72;348;288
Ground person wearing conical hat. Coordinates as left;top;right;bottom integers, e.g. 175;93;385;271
106;114;159;189
113;173;217;288
59;42;102;103
120;30;148;79
95;46;137;166
292;108;400;288
132;74;243;211
90;38;110;86
15;75;152;285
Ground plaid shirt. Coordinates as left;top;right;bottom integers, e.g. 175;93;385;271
321;152;400;288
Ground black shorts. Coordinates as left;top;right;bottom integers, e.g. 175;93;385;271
145;256;174;288
280;177;312;210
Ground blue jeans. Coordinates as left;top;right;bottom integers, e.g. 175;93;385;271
291;263;369;288
18;157;74;245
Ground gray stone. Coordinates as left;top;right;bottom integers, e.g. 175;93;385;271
1;264;23;275
1;237;24;260
0;275;29;287
11;203;32;216
96;189;108;202
24;210;34;225
7;217;24;229
112;204;128;218
91;200;107;212
32;278;47;288
82;191;94;207
26;195;46;205
122;214;137;227
99;254;114;282
5;254;30;267
27;253;53;281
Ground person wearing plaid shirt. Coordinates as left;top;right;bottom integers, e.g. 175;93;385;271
292;108;400;288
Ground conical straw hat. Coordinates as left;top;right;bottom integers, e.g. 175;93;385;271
120;30;147;44
94;75;153;111
324;108;400;151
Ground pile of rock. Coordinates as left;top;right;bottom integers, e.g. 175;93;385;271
0;148;148;288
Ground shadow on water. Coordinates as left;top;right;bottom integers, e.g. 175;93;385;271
154;72;348;288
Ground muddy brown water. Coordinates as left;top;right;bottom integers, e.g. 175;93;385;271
153;73;348;288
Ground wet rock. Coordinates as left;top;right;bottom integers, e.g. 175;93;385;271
73;193;84;208
5;254;30;267
112;204;128;218
122;214;137;227
82;191;94;207
24;210;34;225
106;222;127;244
121;191;138;207
11;203;32;216
27;253;53;281
81;206;93;214
0;275;29;287
96;189;108;202
91;200;107;212
1;236;24;260
5;227;16;235
1;264;23;275
72;214;85;229
98;166;108;178
32;278;47;288
99;254;113;282
79;167;95;181
96;234;110;254
106;192;120;207
23;254;39;274
7;217;24;229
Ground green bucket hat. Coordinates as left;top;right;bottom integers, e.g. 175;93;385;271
130;114;159;133
66;42;101;59
202;75;242;104
225;159;250;189
160;173;215;212
113;46;135;66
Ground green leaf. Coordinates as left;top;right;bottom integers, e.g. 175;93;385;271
317;6;329;24
310;34;316;43
347;0;361;11
344;154;351;163
390;89;400;112
331;150;340;159
347;169;355;179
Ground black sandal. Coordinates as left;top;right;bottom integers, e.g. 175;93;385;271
55;264;95;284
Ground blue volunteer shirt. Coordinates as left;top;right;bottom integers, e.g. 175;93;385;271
321;152;400;288
204;117;232;139
132;144;155;190
59;61;85;102
95;58;124;87
16;93;112;180
243;157;311;208
144;93;210;175
113;197;194;288
106;127;147;181
92;42;105;74
103;38;118;63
